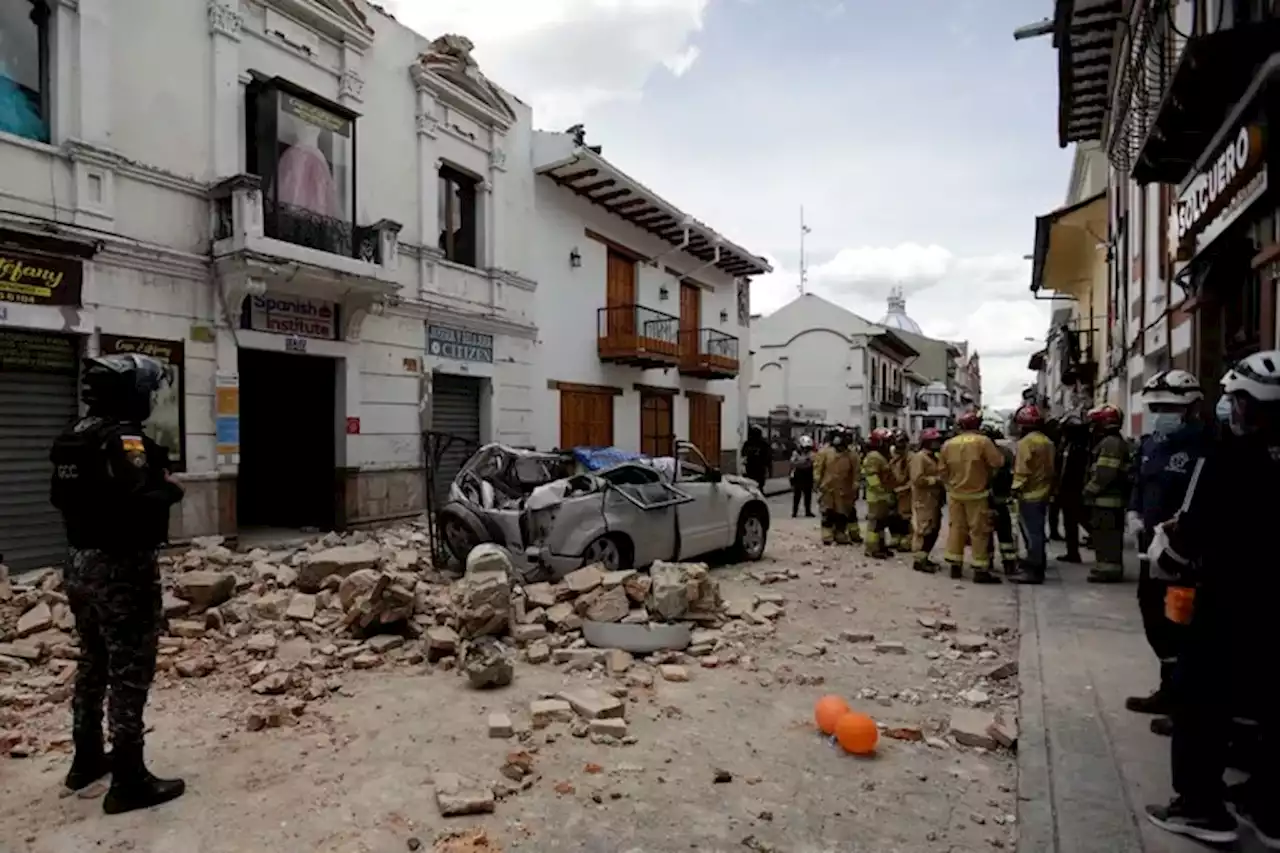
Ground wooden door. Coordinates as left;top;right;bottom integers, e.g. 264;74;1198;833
687;394;722;467
560;389;614;449
606;250;637;340
679;282;701;360
640;392;674;457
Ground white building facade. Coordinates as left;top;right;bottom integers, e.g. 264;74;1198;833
0;0;544;569
527;130;769;471
749;294;916;438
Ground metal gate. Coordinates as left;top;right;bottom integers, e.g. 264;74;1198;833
429;373;482;508
0;335;80;572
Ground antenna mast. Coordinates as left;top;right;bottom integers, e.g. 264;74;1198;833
799;206;811;295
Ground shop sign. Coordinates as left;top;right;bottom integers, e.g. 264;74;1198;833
427;324;493;363
346;416;360;435
99;334;186;471
215;372;240;463
246;295;337;340
0;250;84;307
790;407;826;421
1173;125;1267;260
0;329;77;375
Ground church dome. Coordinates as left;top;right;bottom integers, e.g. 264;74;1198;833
877;286;923;335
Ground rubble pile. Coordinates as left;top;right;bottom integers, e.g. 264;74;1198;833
0;527;782;758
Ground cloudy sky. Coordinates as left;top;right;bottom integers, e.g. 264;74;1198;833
387;0;1073;409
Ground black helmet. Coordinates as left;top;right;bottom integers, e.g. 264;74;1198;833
82;353;168;421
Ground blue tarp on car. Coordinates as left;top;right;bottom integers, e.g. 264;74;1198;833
570;446;647;471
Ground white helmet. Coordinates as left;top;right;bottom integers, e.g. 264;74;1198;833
1221;350;1280;402
1141;369;1203;406
797;435;814;449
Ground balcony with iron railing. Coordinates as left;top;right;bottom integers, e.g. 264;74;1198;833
1109;0;1280;184
678;327;739;379
875;388;907;409
597;305;681;368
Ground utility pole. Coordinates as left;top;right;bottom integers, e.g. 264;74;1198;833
799;206;811;296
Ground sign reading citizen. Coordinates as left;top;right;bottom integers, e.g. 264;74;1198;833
427;325;493;363
1173;125;1266;259
0;250;84;306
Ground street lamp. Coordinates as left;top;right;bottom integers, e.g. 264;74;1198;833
1012;19;1054;40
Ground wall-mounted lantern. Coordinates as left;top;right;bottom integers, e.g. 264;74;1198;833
658;285;669;301
569;247;582;268
719;309;729;323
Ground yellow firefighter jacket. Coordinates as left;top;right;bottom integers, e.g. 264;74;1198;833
1013;431;1056;502
889;450;912;514
1084;433;1130;509
908;449;942;520
938;430;1005;500
862;449;893;506
814;445;860;515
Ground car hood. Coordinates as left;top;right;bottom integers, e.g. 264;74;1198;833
724;474;763;493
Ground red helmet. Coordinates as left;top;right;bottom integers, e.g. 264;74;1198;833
1087;404;1123;429
868;427;893;448
919;427;941;444
956;411;981;431
1014;404;1044;427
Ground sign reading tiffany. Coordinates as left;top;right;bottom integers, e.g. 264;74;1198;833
428;324;493;363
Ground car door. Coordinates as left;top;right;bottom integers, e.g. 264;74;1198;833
600;464;690;566
675;443;734;558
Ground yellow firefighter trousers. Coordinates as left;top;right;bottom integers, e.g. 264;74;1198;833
944;495;993;570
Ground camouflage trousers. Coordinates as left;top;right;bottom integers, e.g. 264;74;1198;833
64;547;162;750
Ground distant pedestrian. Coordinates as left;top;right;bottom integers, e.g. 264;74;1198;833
789;435;816;518
742;426;771;490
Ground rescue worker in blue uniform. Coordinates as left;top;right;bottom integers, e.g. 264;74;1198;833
1144;350;1280;848
50;353;187;814
1124;370;1210;735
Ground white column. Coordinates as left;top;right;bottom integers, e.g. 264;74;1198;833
487;130;506;271
208;0;243;179
75;0;111;145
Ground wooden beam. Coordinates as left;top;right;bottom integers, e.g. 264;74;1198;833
574;179;616;194
553;167;598;184
584;228;646;262
593;189;631;203
634;382;678;397
606;198;647;213
547;379;624;396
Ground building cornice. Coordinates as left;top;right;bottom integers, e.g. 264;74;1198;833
388;296;537;340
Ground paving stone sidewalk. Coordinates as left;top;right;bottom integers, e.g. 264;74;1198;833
1014;548;1264;853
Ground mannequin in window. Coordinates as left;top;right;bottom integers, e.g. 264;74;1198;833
0;4;49;143
274;116;339;218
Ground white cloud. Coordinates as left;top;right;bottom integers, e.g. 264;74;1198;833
386;0;709;126
753;244;1050;410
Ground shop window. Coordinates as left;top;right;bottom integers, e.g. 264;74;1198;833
245;75;356;258
0;1;51;143
438;165;478;268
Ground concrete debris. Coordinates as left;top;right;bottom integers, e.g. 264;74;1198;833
488;712;514;738
296;541;382;592
465;543;514;576
988;713;1018;750
646;561;720;621
450;570;511;639
557;687;624;719
949;709;999;750
174;571;236;609
530;699;573;728
952;634;988;653
433;772;496;817
462;637;514;689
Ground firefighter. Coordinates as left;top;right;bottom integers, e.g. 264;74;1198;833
1082;404;1130;583
909;427;944;573
938;411;1006;583
887;429;913;552
1125;370;1209;729
861;428;894;558
1009;404;1055;585
813;426;860;545
982;422;1019;574
1144;351;1280;846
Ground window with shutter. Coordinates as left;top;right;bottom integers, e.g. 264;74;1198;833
559;389;614;448
640;392;674;457
687;393;722;466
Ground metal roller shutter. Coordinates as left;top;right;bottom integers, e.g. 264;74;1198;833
429;374;482;507
0;336;80;573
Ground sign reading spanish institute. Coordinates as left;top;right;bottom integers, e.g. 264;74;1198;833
0;250;84;307
1173;124;1268;260
427;324;493;363
245;294;338;340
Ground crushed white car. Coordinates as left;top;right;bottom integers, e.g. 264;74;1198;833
437;441;770;580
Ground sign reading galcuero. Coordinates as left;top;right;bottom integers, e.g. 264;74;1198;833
0;250;84;307
1172;124;1267;260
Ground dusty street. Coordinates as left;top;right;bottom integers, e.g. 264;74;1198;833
1;499;1020;853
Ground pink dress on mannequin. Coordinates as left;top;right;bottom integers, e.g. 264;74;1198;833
274;121;340;217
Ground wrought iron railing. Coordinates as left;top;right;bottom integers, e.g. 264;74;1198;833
1107;0;1186;174
679;327;739;373
264;199;372;260
596;304;680;361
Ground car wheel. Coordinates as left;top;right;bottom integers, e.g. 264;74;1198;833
734;507;769;561
582;534;632;572
441;513;482;567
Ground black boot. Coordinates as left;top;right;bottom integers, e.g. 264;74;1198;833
1010;569;1045;585
1125;688;1173;715
972;569;1003;585
949;563;963;580
103;743;185;815
1059;551;1082;564
1150;717;1174;737
64;730;112;791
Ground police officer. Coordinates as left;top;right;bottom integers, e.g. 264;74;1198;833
1054;412;1089;562
1082;404;1130;583
50;353;186;814
982;422;1019;574
1144;351;1280;846
1125;370;1210;730
861;428;895;558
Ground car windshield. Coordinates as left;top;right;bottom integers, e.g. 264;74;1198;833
676;443;711;481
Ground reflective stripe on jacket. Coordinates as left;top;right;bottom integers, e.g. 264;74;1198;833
1084;433;1130;508
1013;431;1056;502
863;450;892;504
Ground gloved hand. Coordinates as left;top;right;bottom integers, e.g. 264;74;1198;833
1126;511;1144;537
